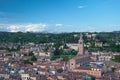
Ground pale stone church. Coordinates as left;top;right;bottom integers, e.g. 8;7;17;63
67;34;92;70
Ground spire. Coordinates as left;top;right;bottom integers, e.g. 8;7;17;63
79;34;83;43
80;34;83;40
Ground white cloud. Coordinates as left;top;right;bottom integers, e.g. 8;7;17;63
0;23;47;32
55;24;73;27
78;6;86;9
7;25;20;32
24;23;47;32
55;24;63;27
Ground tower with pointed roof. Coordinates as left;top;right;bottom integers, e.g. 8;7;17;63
78;34;84;55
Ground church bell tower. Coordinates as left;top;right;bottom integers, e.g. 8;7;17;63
78;34;84;55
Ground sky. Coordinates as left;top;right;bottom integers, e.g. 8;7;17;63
0;0;120;32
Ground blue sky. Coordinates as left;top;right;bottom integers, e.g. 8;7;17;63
0;0;120;32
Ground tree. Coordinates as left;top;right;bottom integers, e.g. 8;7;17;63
63;43;69;49
29;51;34;56
17;45;21;51
61;56;69;61
112;55;120;62
24;59;30;64
31;56;37;61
